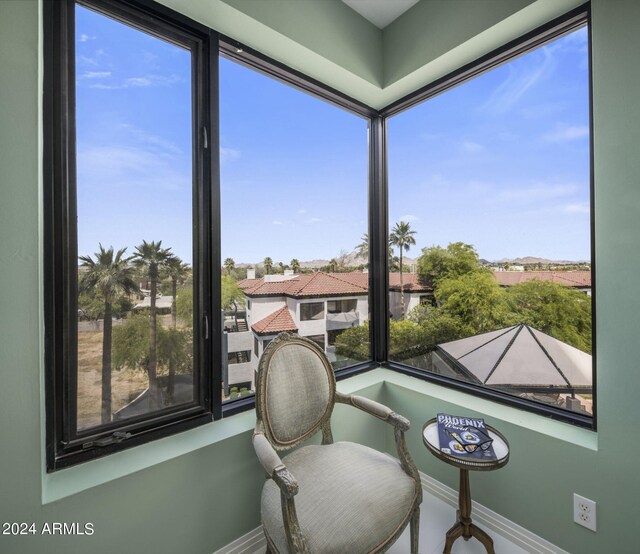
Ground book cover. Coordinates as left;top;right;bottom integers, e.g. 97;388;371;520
436;413;497;461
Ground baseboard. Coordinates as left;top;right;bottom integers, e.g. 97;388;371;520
214;473;569;554
213;526;266;554
419;471;570;554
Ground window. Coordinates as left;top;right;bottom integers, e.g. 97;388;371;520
44;0;216;469
219;48;372;406
45;1;591;469
301;302;325;321
305;334;326;350
386;11;593;420
227;351;251;364
327;299;358;313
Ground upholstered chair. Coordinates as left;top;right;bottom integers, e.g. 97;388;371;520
252;332;422;553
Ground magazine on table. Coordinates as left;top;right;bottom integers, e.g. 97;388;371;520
436;413;497;461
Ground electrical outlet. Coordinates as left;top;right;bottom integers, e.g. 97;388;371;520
573;493;597;532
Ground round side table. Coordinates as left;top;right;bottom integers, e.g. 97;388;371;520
422;418;510;554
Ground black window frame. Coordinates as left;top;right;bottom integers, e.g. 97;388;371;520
44;0;594;471
381;3;595;429
44;0;220;470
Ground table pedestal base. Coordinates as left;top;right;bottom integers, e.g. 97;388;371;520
443;469;495;554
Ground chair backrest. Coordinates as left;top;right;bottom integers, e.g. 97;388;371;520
256;332;336;450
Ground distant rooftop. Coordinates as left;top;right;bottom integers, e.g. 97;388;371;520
251;305;298;336
238;270;591;300
493;271;591;288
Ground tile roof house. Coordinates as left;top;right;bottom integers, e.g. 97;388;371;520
251;305;298;335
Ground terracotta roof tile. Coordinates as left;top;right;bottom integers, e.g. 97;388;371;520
388;273;432;292
251;306;298;336
493;271;591;288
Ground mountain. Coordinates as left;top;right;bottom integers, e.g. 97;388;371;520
491;256;590;265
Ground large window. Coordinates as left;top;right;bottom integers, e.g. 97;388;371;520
387;14;593;419
45;0;215;469
45;1;593;469
219;51;371;404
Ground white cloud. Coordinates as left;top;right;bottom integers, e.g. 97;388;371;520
308;217;323;223
564;202;590;214
220;147;241;165
398;214;419;222
461;141;484;153
88;74;182;90
272;220;284;225
119;124;182;156
79;34;96;42
77;145;189;192
297;209;307;214
80;71;111;80
481;47;555;113
543;125;589;143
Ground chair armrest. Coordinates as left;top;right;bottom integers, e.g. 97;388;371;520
336;392;410;432
252;432;299;498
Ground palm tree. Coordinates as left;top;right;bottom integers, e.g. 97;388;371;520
356;232;396;268
263;257;273;275
355;234;369;259
165;257;191;329
290;258;300;273
328;258;338;272
164;257;191;401
223;257;235;276
79;245;138;424
132;240;175;408
390;221;417;319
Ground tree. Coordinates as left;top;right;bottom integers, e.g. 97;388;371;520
335;322;370;360
163;256;190;400
355;234;368;259
176;287;192;324
506;280;592;353
389;319;429;361
328;258;338;272
437;271;513;333
290;258;300;273
132;240;175;408
223;257;235;275
165;257;190;329
390;221;417;319
417;242;481;285
408;304;471;348
263;257;273;275
222;275;245;312
79;244;138;423
113;315;192;389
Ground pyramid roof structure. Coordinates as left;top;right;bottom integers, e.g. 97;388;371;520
436;324;592;391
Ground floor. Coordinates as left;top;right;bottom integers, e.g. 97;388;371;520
387;489;529;554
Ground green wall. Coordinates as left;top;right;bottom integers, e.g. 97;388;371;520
2;0;640;553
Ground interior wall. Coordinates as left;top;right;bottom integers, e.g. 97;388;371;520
1;0;640;553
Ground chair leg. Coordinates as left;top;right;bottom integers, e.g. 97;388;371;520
410;506;420;554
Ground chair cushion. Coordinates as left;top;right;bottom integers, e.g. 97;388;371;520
265;342;332;445
261;442;418;553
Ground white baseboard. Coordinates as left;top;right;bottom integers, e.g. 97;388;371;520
419;471;570;554
213;526;266;554
214;472;569;554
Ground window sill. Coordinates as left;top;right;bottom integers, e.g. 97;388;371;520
377;367;598;451
41;368;388;504
42;367;595;504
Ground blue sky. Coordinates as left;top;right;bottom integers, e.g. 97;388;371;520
76;5;590;267
388;27;591;262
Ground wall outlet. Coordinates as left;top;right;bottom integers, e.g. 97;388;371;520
573;493;597;532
